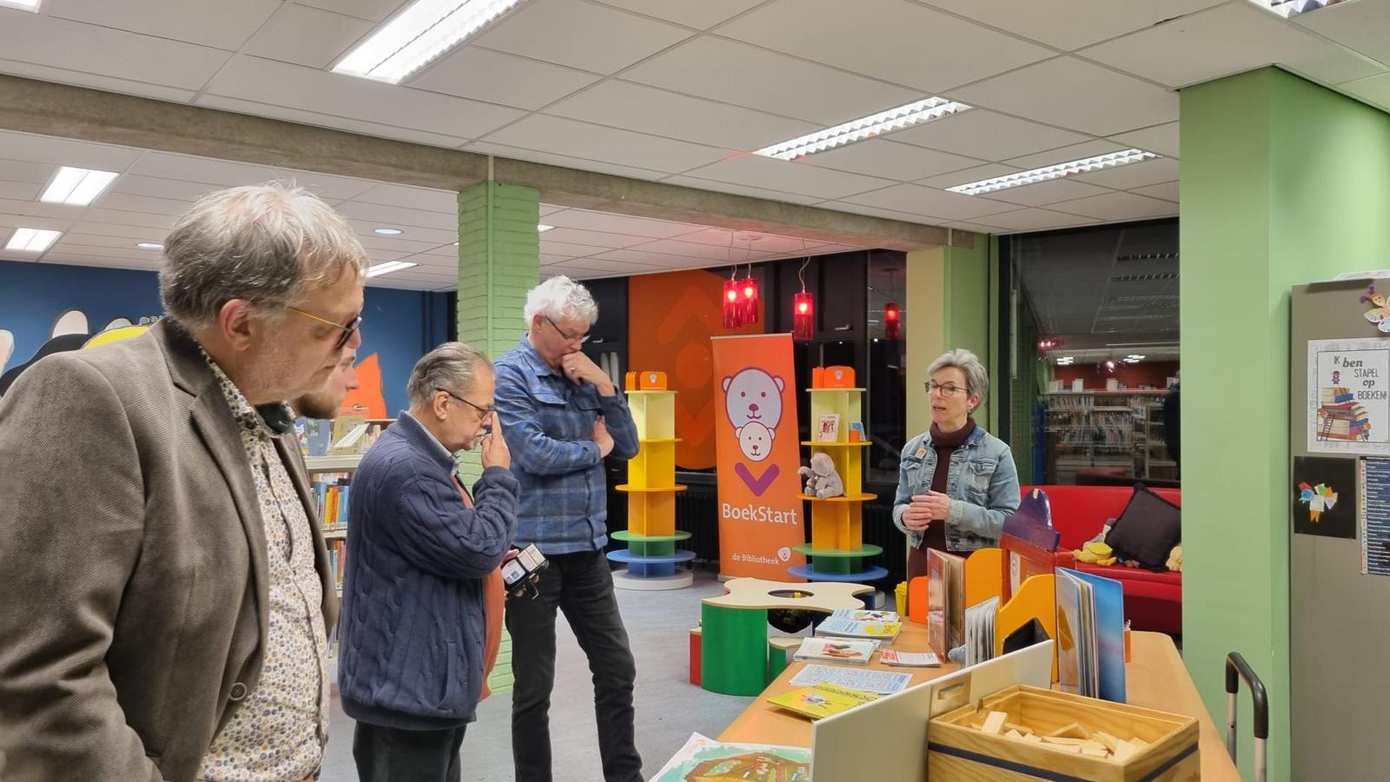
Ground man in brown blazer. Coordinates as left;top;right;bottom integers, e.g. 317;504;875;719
0;183;367;781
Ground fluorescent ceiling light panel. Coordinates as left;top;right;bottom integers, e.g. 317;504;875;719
948;149;1159;196
40;166;119;206
334;0;529;84
137;242;164;250
537;224;554;232
6;228;61;252
754;97;970;161
366;261;418;277
0;0;42;11
373;227;404;236
1247;0;1354;18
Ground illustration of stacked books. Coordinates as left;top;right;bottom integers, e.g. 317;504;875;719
1318;386;1371;441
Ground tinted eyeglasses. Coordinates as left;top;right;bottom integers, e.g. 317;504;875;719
286;306;363;351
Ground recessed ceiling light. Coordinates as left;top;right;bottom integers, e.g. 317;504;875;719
373;227;404;236
0;0;42;12
5;227;61;252
1056;356;1075;365
754;97;970;161
1247;0;1354;18
947;149;1160;196
537;224;555;233
137;242;164;251
365;261;418;278
334;0;530;84
40;166;119;206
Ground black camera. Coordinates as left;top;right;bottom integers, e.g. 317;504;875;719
501;544;547;599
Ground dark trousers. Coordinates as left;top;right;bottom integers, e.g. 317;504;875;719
506;550;642;782
352;722;467;782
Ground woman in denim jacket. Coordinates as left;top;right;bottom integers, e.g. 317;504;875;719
892;349;1020;579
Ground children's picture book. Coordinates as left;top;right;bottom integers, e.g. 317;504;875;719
649;733;811;782
816;413;840;442
878;650;941;667
926;549;965;655
829;608;899;623
789;664;912;695
793;637;878;665
964;596;999;667
815;616;901;641
767;683;879;720
1055;567;1126;703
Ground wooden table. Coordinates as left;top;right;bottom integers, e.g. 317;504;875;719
719;623;1239;781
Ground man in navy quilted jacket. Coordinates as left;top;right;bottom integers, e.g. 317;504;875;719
337;342;518;781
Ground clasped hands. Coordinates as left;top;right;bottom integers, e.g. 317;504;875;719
900;491;952;531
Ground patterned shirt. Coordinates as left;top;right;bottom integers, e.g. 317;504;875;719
196;357;329;782
494;336;639;554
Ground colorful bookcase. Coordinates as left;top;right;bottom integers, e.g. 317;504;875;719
789;366;888;583
608;371;694;590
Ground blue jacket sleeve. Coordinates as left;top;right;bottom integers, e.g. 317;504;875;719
598;391;639;461
494;363;602;476
389;466;519;579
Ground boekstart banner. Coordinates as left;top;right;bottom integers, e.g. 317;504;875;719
710;334;806;579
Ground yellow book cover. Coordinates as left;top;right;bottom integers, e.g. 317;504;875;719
767;683;878;720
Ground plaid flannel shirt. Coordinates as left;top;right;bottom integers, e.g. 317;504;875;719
494;337;638;554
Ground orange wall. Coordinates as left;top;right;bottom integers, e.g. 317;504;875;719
629;270;764;469
1052;361;1178;390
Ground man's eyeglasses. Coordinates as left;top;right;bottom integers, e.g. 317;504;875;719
926;381;967;397
543;315;589;344
438;388;495;419
287;306;363;351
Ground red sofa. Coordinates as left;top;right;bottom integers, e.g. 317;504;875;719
1019;484;1182;636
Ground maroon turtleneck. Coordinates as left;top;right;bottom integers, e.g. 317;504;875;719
907;418;977;579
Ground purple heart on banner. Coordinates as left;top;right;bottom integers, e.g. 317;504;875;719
734;462;780;497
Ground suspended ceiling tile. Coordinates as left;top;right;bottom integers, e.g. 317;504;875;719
589;0;765;29
624;36;920;125
917;163;1024;189
1047;191;1178;220
80;208;176;230
0;198;87;222
917;0;1225;52
1079;2;1382;90
1070;157;1180;190
545;80;819;151
1108;122;1180;159
350;183;458;215
243;4;374;69
194;95;474;150
802;139;983;182
295;0;409;23
660;174;825;205
1132;180;1179;202
719;0;1050;92
350;223;457;247
1005;139;1128;170
539;209;696;239
840;183;1018;220
984;179;1115;208
889;109;1091;162
1340;72;1390;113
481;114;727;173
473;0;692;74
67;219;173;241
203;56;525;140
45;0;280;51
0;180;41;201
336;200;458;231
954;57;1179;137
106;174;221;203
538;238;607;257
1296;0;1390;69
0;130;144;172
536;227;652;249
680;155;895;201
410;46;602;111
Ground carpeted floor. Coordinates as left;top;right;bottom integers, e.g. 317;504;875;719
319;571;758;782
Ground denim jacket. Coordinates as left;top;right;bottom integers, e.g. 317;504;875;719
891;425;1020;552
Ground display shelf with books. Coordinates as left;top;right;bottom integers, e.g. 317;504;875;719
1042;390;1168;483
610;371;694;590
790;366;887;583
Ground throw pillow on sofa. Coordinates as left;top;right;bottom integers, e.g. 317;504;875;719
1104;483;1181;570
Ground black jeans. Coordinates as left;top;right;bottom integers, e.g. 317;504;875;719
506;550;642;782
352;722;467;782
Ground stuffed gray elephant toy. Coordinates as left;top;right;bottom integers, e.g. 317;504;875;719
798;452;845;499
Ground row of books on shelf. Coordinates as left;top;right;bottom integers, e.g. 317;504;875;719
328;539;347;591
296;416;391;458
313;475;352;527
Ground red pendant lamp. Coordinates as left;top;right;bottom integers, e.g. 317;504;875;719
722;276;742;328
792;258;813;341
739;266;760;326
883;301;900;341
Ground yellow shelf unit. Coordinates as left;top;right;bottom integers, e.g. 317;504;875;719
609;385;692;588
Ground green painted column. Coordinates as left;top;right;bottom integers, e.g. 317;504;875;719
455;180;540;484
1181;67;1390;782
905;240;994;438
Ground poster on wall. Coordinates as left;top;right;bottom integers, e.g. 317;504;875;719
1292;456;1357;539
1358;459;1390;576
1307;338;1390;456
711;333;806;580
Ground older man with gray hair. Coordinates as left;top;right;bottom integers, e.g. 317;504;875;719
338;342;517;782
495;275;642;782
0;183;366;782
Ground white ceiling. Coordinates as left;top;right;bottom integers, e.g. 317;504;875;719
0;129;861;290
0;0;1386;264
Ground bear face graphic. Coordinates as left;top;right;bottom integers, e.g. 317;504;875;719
722;367;785;431
736;420;774;462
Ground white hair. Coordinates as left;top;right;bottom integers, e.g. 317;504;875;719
522;275;598;327
160;182;366;326
928;348;990;402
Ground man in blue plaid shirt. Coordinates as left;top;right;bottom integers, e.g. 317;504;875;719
494;276;642;782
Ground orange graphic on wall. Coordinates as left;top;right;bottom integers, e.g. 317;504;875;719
629;270;763;470
340;352;388;419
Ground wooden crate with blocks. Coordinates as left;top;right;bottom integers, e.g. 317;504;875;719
927;685;1199;781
